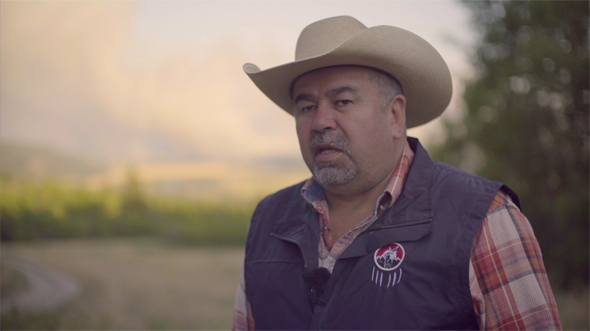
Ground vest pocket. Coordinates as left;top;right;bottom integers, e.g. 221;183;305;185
339;219;433;259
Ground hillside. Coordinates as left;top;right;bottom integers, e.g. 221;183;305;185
0;143;106;178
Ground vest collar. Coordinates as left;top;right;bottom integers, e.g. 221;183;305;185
374;137;434;228
340;137;435;259
270;191;320;270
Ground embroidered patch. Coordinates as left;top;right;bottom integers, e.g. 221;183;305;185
372;243;405;288
374;243;405;271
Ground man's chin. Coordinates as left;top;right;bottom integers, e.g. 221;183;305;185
313;167;356;187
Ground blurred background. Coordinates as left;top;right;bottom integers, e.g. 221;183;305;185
1;0;587;329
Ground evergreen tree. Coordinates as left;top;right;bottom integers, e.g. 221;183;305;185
122;167;147;212
434;0;589;289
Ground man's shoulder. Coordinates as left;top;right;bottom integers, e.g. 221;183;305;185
427;159;521;212
431;160;493;183
409;137;500;192
430;160;503;196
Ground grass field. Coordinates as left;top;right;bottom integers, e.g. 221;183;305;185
1;239;243;330
1;239;589;330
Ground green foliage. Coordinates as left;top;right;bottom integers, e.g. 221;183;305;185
434;1;589;289
0;176;253;246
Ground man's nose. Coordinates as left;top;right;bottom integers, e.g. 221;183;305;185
312;102;337;132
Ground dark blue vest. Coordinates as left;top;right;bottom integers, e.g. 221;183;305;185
244;138;518;330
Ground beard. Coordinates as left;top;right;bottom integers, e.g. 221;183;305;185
311;131;357;187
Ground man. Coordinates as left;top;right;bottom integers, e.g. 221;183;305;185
234;16;561;330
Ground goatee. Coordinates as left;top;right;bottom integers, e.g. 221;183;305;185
311;131;357;186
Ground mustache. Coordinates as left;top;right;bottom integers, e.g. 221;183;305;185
310;131;352;157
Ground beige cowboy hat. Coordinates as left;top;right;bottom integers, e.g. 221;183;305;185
243;15;452;128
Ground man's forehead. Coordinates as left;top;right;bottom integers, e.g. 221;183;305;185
290;65;374;97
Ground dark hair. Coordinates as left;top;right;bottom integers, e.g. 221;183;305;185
367;68;404;110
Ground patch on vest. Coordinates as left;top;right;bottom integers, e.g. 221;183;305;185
374;243;404;271
372;243;404;288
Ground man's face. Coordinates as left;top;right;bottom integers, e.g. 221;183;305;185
291;66;404;196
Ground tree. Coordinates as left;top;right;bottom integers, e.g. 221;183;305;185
434;0;589;289
122;167;147;212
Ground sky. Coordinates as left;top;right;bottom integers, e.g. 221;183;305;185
0;1;476;168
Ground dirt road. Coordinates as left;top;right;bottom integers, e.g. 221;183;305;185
1;256;81;314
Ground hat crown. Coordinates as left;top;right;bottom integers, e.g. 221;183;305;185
295;16;367;61
245;16;453;128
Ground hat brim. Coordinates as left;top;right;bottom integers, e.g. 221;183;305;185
244;25;452;129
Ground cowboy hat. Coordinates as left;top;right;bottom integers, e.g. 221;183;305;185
243;15;452;128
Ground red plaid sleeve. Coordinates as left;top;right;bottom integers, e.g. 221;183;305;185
232;269;255;331
470;191;562;330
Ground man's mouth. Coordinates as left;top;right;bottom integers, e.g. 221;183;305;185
313;143;344;156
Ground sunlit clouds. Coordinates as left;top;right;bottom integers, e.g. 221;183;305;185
1;1;474;194
1;1;301;163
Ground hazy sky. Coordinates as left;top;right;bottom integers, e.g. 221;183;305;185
1;1;476;165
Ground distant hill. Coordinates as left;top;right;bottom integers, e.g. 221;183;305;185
0;142;106;178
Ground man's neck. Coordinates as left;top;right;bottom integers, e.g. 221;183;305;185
324;169;394;214
322;143;405;240
322;167;395;241
323;140;405;214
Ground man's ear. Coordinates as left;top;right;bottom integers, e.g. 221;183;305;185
388;95;406;139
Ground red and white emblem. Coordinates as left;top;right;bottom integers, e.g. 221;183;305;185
374;243;405;271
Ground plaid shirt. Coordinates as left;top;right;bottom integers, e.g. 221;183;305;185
233;141;561;330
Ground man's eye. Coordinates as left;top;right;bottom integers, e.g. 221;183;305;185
300;105;316;113
336;100;352;107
